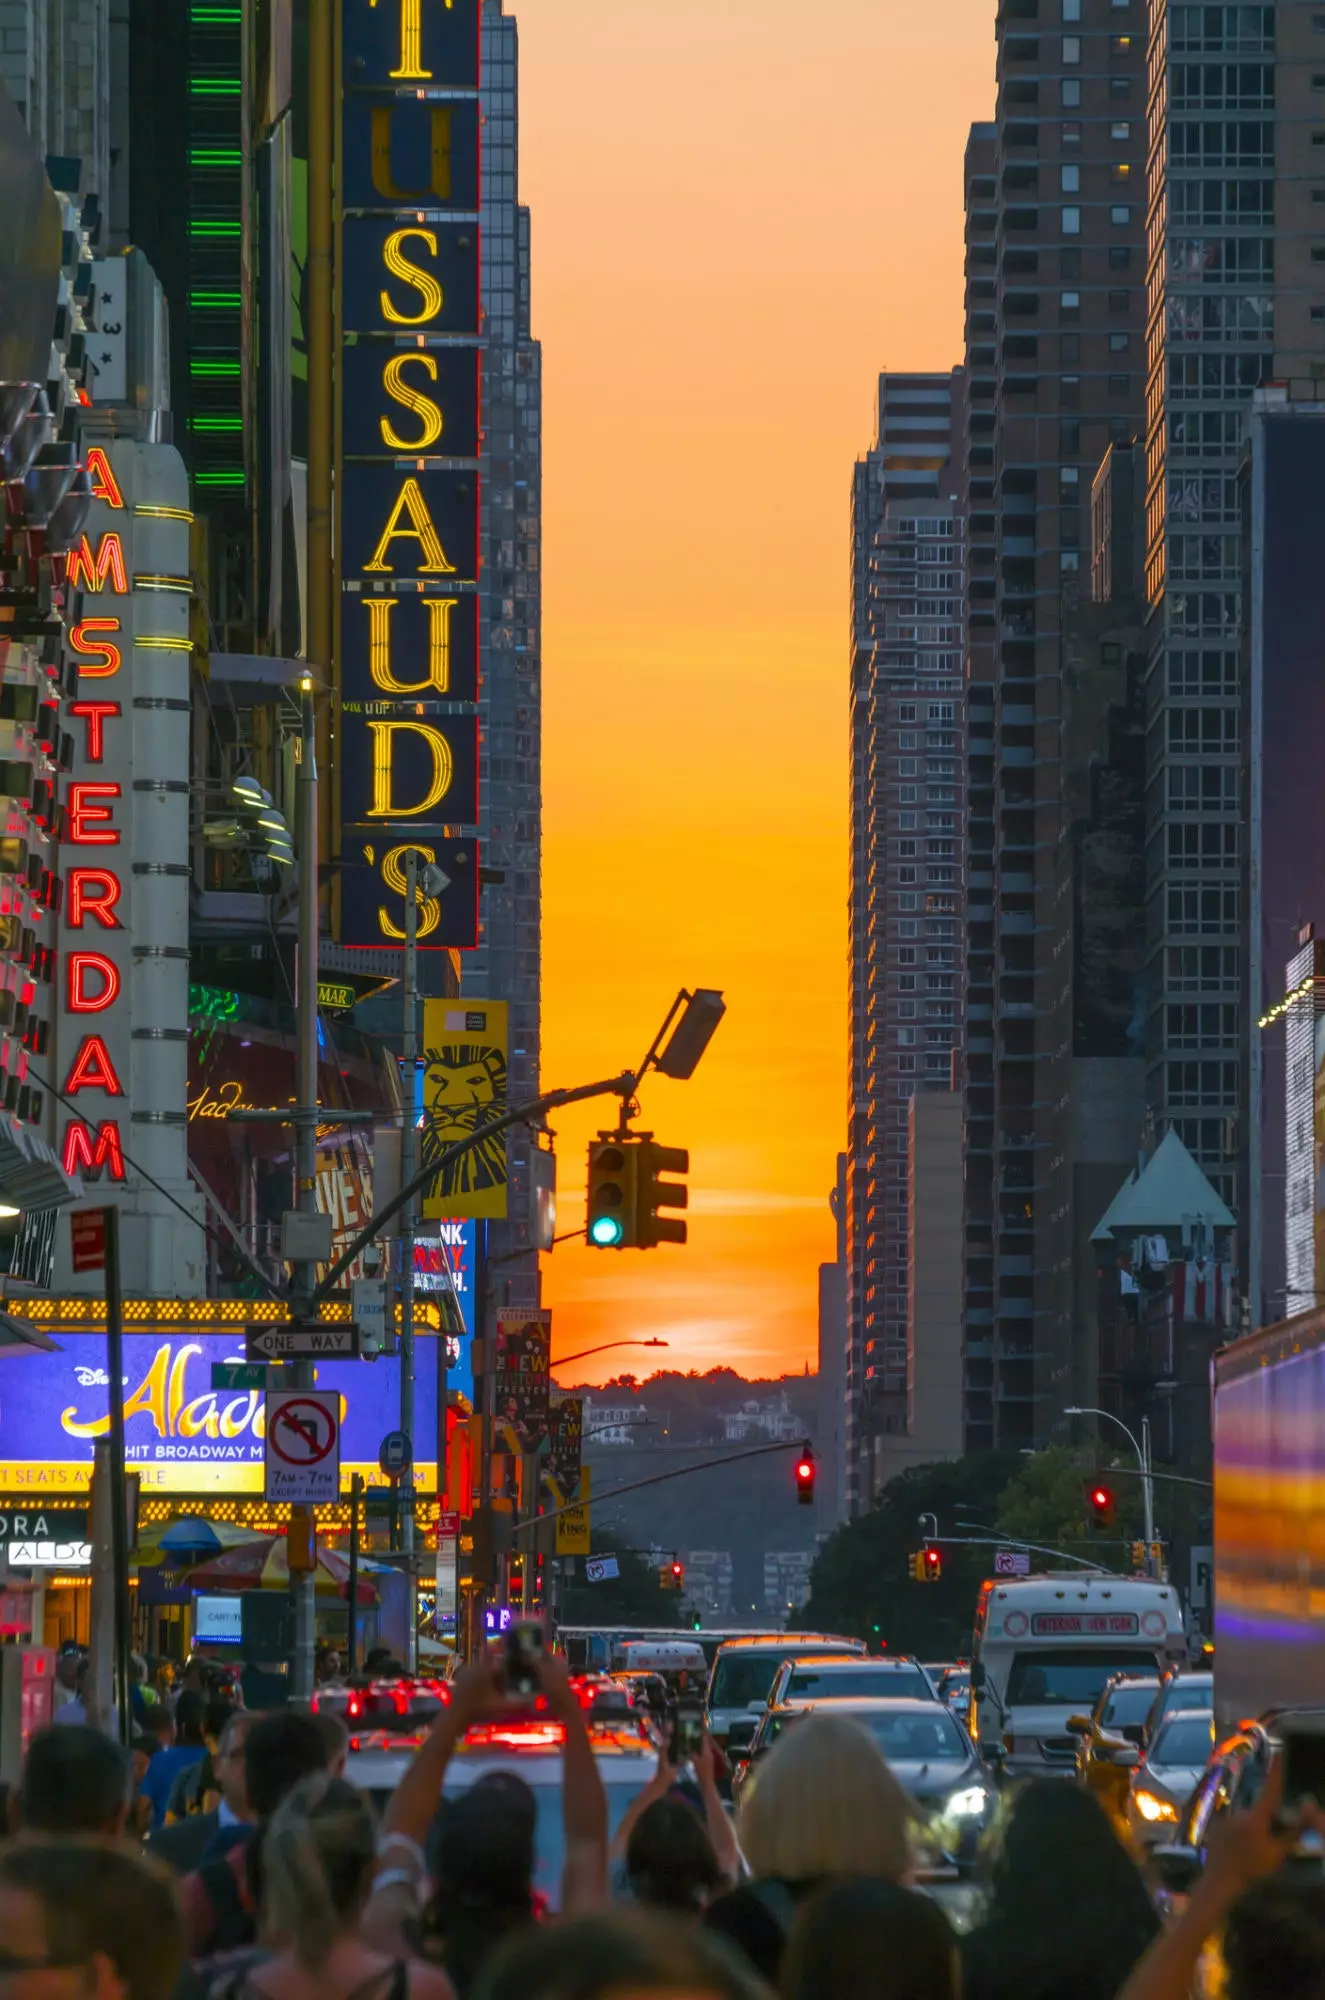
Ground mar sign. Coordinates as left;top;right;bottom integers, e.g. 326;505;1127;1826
264;1389;341;1506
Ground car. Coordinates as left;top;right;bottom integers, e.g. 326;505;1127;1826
1126;1709;1215;1848
1067;1670;1160;1814
1142;1668;1214;1748
765;1653;939;1710
735;1697;995;1874
313;1677;451;1734
345;1715;658;1910
938;1668;971;1723
704;1633;866;1755
1149;1706;1325;1903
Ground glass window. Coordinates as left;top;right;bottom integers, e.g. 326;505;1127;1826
1063;35;1082;61
1062;77;1082;104
1110;75;1132;96
1111;204;1133;223
1063;119;1082;143
1109;331;1130;350
1006;1650;1163;1707
1152;1716;1216;1767
1063;205;1081;233
1061;289;1081;311
1063;0;1081;15
1061;163;1080;191
1112;120;1131;137
1101;1682;1159;1728
785;1666;933;1700
857;1710;969;1760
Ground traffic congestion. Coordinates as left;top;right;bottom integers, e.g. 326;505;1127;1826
3;1576;1322;2000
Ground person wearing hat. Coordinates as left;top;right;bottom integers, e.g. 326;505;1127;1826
362;1650;609;1997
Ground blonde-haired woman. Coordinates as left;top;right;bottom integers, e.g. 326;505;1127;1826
703;1712;913;1984
226;1773;454;2000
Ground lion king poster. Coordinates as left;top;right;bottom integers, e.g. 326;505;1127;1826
420;1000;509;1220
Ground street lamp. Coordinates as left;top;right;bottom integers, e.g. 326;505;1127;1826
1064;1404;1155;1560
549;1338;669;1371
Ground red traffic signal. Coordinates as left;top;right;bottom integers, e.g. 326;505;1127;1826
923;1544;942;1580
660;1559;685;1590
795;1441;815;1506
1087;1481;1115;1528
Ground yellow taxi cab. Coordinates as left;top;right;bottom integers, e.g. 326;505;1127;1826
1067;1669;1160;1827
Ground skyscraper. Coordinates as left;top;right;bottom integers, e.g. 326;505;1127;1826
846;371;966;1511
1143;1;1322;1267
469;0;543;1292
961;0;1147;1448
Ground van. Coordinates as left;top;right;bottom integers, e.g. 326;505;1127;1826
971;1572;1186;1780
705;1632;867;1753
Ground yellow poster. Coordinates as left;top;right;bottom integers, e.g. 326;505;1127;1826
420;1000;509;1219
556;1466;591;1556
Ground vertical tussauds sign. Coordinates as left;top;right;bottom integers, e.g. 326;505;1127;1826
337;0;482;953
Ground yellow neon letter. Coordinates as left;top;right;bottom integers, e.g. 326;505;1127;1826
363;594;456;694
370;104;452;202
369;721;455;818
380;227;443;327
368;0;431;79
364;477;455;574
378;842;442;940
381;352;444;451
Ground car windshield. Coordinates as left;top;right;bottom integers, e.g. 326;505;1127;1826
1165;1679;1214;1713
711;1653;812;1708
854;1709;968;1760
1101;1683;1158;1728
785;1667;931;1699
1152;1715;1216;1767
1005;1649;1160;1707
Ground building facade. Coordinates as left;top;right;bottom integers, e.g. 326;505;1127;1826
961;0;1147;1449
846;371;965;1510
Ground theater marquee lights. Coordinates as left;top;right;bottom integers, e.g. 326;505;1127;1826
53;441;203;1292
336;0;482;952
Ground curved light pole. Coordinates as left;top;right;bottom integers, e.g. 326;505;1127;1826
1065;1404;1155;1560
550;1338;669;1371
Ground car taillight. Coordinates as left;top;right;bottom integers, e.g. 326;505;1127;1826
347;1694;362;1719
393;1689;410;1715
464;1721;566;1749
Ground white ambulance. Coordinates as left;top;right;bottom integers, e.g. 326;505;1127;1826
970;1571;1187;1780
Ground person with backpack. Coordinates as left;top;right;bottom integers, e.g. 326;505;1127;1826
180;1710;329;1960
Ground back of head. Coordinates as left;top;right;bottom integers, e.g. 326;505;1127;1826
20;1726;130;1837
782;1877;958;2000
1226;1874;1325;2000
626;1797;724;1914
425;1774;538;1994
263;1773;376;1969
174;1689;208;1747
203;1693;236;1743
737;1711;911;1885
140;1704;174;1743
243;1709;329;1821
474;1907;770;2000
0;1838;184;2000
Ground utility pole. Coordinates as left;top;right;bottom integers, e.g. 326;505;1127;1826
399;847;418;1672
289;671;320;1702
1141;1414;1156;1570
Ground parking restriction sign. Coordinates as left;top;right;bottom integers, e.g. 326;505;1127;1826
264;1389;341;1505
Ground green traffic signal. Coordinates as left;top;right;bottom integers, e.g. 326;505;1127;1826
586;1139;638;1250
589;1213;624;1247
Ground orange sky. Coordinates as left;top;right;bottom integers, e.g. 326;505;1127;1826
520;0;995;1385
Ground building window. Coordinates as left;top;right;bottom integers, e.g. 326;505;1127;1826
1060;375;1080;407
1063;0;1081;15
1111;161;1132;182
1061;247;1082;277
899;703;917;720
1062;35;1081;61
1060;289;1081;317
1063;120;1082;144
1061;331;1081;361
1063;205;1081;233
1312;304;1325;320
1108;245;1131;268
1109;286;1129;311
1110;204;1132;224
1111;120;1131;137
1111;34;1132;54
1061;163;1080;192
1110;76;1131;97
1109;330;1130;350
1108;372;1129;395
1062;77;1082;105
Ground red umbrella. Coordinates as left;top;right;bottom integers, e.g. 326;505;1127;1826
185;1536;377;1603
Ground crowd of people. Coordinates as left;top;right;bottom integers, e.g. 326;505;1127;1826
3;1643;1325;2000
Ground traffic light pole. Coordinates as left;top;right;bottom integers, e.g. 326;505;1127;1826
398;848;418;1670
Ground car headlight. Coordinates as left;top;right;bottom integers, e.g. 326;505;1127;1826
944;1783;991;1819
1134;1788;1179;1823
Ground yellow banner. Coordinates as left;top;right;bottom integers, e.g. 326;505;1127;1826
556;1467;591;1556
420;1000;509;1219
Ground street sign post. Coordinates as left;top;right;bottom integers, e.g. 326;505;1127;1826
993;1548;1033;1577
211;1362;269;1392
246;1322;360;1362
264;1389;341;1505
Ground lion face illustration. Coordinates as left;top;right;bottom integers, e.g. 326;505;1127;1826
421;1041;508;1197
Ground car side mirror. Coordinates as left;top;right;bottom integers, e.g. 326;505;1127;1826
1066;1715;1091;1735
1152;1844;1202;1893
1114;1746;1140;1767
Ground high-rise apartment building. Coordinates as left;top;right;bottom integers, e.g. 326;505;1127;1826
846;371;965;1510
467;1;543;1292
1143;1;1323;1266
961;0;1147;1449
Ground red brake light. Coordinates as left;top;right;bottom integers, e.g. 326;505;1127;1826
464;1720;566;1750
394;1689;409;1715
347;1694;362;1719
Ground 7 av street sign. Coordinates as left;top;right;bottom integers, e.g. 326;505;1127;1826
246;1322;360;1361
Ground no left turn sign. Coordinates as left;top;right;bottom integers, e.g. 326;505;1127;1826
265;1389;341;1505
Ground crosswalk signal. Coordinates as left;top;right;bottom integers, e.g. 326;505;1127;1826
1086;1481;1115;1529
587;1138;639;1249
638;1139;688;1247
795;1443;816;1506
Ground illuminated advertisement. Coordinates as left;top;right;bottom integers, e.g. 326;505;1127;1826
337;0;481;951
420;1000;508;1220
0;1324;469;1495
413;1218;478;1335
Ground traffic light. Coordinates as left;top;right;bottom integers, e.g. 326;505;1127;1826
637;1139;688;1247
795;1442;816;1507
586;1137;639;1248
691;1610;703;1631
1131;1541;1147;1570
910;1546;942;1583
659;1559;684;1591
1087;1481;1115;1529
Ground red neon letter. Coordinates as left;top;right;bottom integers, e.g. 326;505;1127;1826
62;1120;126;1182
66;533;127;595
67;868;122;931
67;782;120;845
84;448;125;510
69;702;119;763
69;619;122;678
63;1035;124;1097
66;953;120;1014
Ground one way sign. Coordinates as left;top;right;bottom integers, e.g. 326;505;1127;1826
246;1322;360;1361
